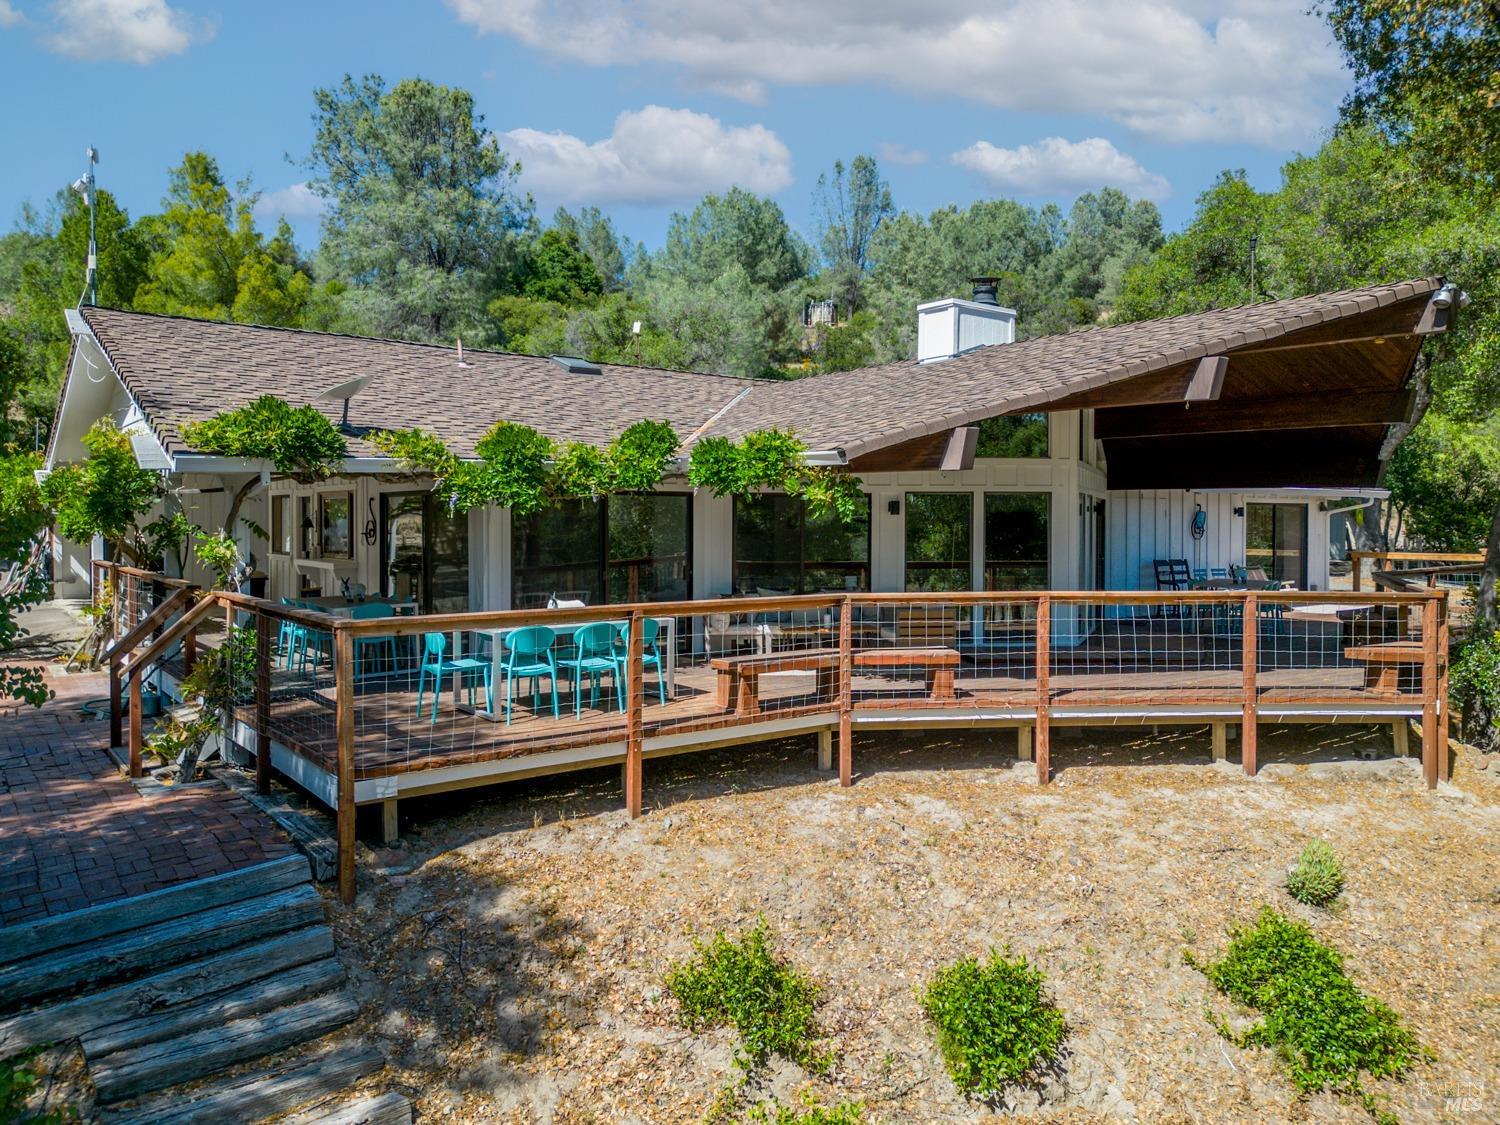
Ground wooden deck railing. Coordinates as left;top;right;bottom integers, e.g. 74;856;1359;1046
1350;549;1484;591
99;567;1450;906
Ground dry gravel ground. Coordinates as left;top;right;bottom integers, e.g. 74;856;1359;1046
327;724;1499;1124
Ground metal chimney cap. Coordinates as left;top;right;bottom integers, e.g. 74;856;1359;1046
969;277;1001;307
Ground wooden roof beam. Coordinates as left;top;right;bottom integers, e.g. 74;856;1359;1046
1046;356;1227;411
1094;389;1415;440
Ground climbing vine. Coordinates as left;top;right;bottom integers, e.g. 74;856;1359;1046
181;394;347;479
375;418;864;521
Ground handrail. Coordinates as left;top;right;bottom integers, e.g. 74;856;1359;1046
108;586;197;667
121;592;222;679
1351;549;1485;591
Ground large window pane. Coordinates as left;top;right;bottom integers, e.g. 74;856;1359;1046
512;499;604;607
607;494;690;603
381;492;471;614
382;493;425;606
984;493;1050;590
1246;502;1307;587
976;413;1048;458
428;499;470;614
733;494;870;594
905;493;972;591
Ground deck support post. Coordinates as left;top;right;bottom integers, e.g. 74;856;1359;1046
1241;594;1258;777
1017;723;1032;762
381;798;399;844
838;597;853;787
109;660;123;749
1391;720;1409;758
1421;596;1440;788
624;609;644;817
334;624;356;905
1211;722;1227;762
127;669;143;779
1035;596;1051;784
254;612;272;795
1437;596;1450;783
816;728;833;771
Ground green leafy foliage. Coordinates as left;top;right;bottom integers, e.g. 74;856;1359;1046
1450;629;1500;745
745;1092;864;1124
0;453;51;708
665;918;829;1075
609;420;680;492
920;948;1067;1099
550;441;616;500
1187;907;1424;1116
1;1045;73;1124
143;623;255;777
193;529;241;590
39;419;163;560
181;395;347;478
1286;840;1347;908
471;421;561;516
688;430;866;523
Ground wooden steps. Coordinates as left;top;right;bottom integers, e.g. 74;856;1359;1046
279;1089;413;1125
0;855;386;1118
216;768;339;882
101;1042;388;1125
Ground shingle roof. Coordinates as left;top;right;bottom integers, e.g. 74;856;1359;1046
78;277;1442;464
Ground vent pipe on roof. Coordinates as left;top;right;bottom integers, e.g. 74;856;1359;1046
970;276;1000;307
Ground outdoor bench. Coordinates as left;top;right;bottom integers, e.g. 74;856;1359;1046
710;647;961;717
1343;640;1425;696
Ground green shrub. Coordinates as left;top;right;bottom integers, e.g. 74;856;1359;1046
1450;629;1500;746
745;1091;864;1123
920;948;1066;1099
1286;840;1346;907
1188;907;1423;1118
1;1046;72;1124
665;918;827;1074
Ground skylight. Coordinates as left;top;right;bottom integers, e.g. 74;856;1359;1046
549;354;601;375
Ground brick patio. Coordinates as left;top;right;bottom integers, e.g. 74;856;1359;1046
0;667;295;927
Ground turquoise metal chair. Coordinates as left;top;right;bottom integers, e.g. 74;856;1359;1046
287;600;332;674
277;598;298;667
617;618;668;706
415;632;491;724
498;626;560;725
350;602;398;681
556;622;624;718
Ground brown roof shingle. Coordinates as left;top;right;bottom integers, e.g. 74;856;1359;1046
79;277;1442;463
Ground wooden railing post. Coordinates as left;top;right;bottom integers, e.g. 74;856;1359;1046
255;610;273;795
1035;595;1051;784
838;596;853;786
624;608;644;818
1242;593;1259;777
1351;551;1363;592
127;669;143;779
1421;595;1440;789
333;623;356;905
104;562;119;644
1437;595;1450;783
109;659;123;749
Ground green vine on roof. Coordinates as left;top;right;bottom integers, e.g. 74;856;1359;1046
373;418;865;522
181;394;347;479
688;430;866;523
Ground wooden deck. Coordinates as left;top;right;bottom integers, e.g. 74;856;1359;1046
237;656;1413;784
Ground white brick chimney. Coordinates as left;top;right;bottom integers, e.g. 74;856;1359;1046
917;277;1017;363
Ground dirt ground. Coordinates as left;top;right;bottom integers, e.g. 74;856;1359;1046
327;724;1499;1124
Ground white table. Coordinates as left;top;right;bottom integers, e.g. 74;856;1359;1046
313;598;418;619
458;616;677;722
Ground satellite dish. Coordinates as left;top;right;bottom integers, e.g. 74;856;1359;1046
321;375;372;430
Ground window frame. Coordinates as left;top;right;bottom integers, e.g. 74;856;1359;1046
731;492;872;595
269;494;292;557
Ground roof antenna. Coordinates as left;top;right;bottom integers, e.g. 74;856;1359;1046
71;146;99;307
1248;234;1258;304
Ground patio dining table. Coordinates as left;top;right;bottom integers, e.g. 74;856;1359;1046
301;594;419;618
453;615;679;722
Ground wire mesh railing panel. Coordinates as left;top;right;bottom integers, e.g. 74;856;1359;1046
1048;595;1243;709
251;604;340;775
1255;594;1432;704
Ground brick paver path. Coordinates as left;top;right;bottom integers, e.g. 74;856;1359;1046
0;667;295;927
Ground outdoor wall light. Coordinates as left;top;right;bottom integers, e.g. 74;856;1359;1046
887;499;900;516
1234;506;1245;517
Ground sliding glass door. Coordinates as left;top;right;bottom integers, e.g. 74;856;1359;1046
511;494;692;607
1246;502;1308;587
380;491;470;614
905;493;972;591
984;492;1050;590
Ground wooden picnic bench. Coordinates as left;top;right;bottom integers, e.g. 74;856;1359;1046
1344;640;1425;696
710;647;961;717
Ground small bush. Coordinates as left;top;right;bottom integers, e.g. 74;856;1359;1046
1450;629;1500;747
921;948;1066;1099
745;1091;864;1124
1188;907;1424;1118
665;918;827;1074
1286;840;1346;907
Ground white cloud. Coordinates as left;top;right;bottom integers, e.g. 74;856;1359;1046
253;182;326;225
0;2;24;28
876;141;928;167
501;105;793;206
446;0;1345;147
953;136;1171;201
45;0;211;64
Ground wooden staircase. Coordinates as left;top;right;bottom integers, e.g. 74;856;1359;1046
0;856;407;1122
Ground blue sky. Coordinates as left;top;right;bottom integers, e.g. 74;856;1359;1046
0;1;1352;255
